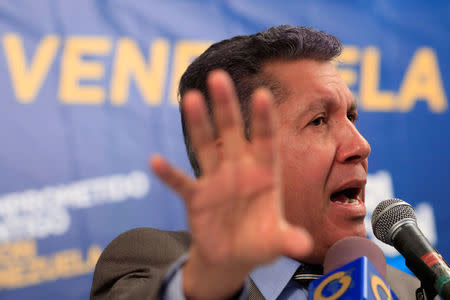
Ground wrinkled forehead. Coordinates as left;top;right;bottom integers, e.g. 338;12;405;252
260;58;355;108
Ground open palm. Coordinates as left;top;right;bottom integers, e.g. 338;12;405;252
151;70;312;299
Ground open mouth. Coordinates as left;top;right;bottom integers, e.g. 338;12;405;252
330;188;361;205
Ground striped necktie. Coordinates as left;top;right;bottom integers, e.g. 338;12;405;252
292;263;323;288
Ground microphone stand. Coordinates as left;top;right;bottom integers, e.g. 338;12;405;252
415;285;437;300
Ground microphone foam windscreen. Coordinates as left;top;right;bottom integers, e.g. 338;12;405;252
323;236;387;279
371;198;416;244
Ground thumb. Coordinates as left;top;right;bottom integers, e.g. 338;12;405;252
279;223;313;259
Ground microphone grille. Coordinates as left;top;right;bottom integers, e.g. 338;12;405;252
371;198;416;245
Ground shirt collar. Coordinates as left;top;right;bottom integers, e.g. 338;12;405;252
250;256;301;300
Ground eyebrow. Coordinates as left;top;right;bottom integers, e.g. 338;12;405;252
303;98;337;114
301;96;358;115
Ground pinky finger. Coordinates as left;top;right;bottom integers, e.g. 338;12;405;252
150;154;196;201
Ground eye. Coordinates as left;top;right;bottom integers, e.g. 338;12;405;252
310;116;326;126
347;112;358;123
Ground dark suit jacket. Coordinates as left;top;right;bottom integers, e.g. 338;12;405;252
90;228;421;300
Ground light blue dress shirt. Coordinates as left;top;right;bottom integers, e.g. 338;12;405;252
162;255;309;300
250;256;308;300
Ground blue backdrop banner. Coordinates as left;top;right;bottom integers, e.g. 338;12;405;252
0;1;449;299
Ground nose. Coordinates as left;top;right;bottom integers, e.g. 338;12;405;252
336;122;371;164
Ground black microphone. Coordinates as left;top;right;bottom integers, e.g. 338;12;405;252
372;198;450;299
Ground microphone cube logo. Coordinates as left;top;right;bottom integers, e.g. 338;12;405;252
308;257;398;300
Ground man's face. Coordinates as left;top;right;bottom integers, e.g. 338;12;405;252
263;59;371;264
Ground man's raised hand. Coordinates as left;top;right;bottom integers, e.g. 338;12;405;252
150;70;312;299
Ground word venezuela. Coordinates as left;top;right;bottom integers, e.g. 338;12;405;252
0;239;101;290
1;34;447;113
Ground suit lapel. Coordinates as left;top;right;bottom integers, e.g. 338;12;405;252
249;279;266;300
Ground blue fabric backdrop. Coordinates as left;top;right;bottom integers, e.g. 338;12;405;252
0;1;449;299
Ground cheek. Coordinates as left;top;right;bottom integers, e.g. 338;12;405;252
278;135;335;223
283;195;312;229
281;162;327;230
280;141;333;189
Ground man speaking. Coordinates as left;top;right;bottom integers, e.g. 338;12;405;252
90;25;419;299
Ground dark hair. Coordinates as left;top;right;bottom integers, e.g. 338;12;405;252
178;25;342;177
